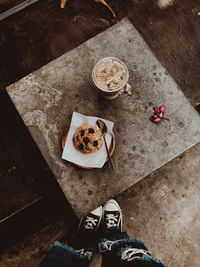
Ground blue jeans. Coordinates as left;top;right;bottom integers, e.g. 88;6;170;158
39;230;165;267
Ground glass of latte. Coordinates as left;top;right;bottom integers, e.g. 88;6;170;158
92;57;129;100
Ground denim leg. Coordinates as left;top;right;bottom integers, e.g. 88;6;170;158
39;241;91;267
100;229;146;267
102;229;147;249
100;230;165;267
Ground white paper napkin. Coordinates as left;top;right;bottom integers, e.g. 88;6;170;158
62;112;114;168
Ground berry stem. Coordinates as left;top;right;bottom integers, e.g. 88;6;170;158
162;116;170;121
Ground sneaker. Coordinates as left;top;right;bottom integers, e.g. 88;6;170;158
103;199;122;231
78;206;103;232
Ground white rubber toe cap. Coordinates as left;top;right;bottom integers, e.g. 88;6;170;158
104;199;121;212
91;206;103;216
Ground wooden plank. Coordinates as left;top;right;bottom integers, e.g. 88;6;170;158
0;0;41;22
0;0;25;14
0;191;77;254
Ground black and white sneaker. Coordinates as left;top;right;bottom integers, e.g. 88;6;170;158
78;206;103;232
103;199;122;231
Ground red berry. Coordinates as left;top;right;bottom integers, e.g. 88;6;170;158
150;115;161;123
159;106;165;113
153;106;160;114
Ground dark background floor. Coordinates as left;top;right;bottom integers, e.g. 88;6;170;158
0;0;200;257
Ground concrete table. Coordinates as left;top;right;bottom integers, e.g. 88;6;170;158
6;18;200;217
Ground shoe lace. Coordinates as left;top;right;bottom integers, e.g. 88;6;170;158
105;213;119;228
121;248;150;261
84;216;98;229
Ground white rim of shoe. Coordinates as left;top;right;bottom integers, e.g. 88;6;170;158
103;199;123;231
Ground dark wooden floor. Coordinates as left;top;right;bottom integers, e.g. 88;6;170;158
0;0;200;253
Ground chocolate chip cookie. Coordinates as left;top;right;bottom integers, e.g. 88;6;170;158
73;123;103;154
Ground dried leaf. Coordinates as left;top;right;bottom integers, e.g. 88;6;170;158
60;0;67;8
95;0;116;18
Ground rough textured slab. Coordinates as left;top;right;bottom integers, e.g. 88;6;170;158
6;18;200;217
116;142;200;267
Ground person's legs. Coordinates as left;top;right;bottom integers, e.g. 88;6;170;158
38;241;91;267
100;199;165;267
39;206;102;267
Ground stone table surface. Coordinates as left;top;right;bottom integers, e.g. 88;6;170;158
6;18;200;217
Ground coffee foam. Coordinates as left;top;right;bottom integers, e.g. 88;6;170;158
94;59;127;91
